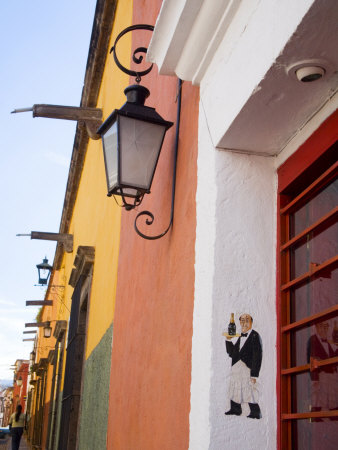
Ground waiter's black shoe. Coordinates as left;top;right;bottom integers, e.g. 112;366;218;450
247;403;262;419
225;400;242;416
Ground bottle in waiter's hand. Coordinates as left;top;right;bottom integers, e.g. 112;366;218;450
228;313;236;336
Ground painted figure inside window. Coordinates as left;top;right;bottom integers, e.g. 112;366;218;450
307;320;338;418
224;313;263;419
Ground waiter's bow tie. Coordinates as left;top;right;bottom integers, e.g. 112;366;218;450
241;333;248;337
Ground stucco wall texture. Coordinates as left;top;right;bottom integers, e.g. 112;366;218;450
78;324;113;450
107;1;200;449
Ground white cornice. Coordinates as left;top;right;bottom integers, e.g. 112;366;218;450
147;0;242;84
149;0;338;156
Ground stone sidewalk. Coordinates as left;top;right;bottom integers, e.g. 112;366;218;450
0;434;30;449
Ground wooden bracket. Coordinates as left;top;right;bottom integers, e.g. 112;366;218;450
31;231;73;253
26;300;53;306
12;104;103;140
25;322;50;328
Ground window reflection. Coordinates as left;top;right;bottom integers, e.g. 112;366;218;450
290;178;338;238
307;320;338;414
290;269;338;323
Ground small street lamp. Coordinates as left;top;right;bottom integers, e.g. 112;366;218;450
43;322;52;338
36;257;52;286
30;351;36;365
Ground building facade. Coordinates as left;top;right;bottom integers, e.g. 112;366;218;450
22;0;337;449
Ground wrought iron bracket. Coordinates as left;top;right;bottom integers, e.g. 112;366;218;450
109;25;183;239
134;79;182;240
110;24;154;83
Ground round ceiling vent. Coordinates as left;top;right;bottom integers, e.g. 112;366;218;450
287;59;333;83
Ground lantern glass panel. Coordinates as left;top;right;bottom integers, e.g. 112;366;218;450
38;268;49;284
44;326;52;338
119;116;167;191
102;121;118;194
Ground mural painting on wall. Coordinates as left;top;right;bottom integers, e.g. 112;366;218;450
222;313;263;419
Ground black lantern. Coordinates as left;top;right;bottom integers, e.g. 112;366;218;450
98;84;173;210
96;24;181;240
16;376;23;387
43;321;52;338
36;257;52;286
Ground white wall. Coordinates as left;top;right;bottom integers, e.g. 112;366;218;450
148;1;338;449
190;108;277;450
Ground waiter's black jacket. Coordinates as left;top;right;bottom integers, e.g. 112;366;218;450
226;330;262;378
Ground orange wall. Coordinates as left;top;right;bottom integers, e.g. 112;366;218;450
107;1;199;449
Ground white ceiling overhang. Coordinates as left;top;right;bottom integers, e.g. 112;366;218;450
148;0;338;155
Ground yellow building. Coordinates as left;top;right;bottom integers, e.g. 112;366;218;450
27;1;133;448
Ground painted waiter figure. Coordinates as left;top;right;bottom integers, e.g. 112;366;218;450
225;313;262;419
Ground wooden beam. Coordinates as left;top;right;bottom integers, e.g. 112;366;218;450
26;300;53;306
23;338;35;342
30;231;74;253
25;322;49;328
23;331;37;334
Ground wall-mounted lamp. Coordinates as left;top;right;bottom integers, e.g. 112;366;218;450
97;25;182;240
30;351;36;365
12;25;182;240
36;257;52;286
97;83;173;210
16;377;23;387
43;321;52;338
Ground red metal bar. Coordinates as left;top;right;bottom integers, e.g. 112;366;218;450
280;207;338;250
281;255;338;291
281;305;338;333
280;161;337;215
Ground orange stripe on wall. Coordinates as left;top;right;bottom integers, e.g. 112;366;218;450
107;1;200;449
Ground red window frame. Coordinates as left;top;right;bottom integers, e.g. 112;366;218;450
277;110;338;449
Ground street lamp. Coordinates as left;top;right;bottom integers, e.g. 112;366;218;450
43;322;52;338
97;24;182;241
98;84;173;210
36;257;52;286
16;377;23;387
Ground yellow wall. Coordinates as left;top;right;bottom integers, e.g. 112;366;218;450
58;0;133;359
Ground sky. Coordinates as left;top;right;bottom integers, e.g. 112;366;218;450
0;0;97;382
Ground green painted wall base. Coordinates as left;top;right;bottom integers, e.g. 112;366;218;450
78;323;113;450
